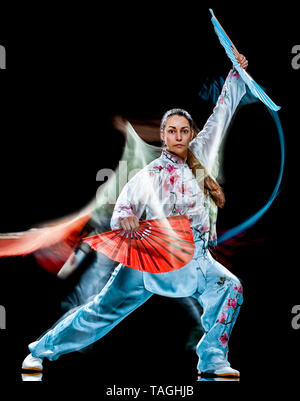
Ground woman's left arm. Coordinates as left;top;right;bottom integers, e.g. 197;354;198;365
189;55;248;174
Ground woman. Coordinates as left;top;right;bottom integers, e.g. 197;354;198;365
22;56;248;379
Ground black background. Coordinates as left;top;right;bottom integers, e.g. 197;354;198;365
0;1;299;395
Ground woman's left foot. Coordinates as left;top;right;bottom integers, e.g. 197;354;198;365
198;366;240;377
22;353;43;371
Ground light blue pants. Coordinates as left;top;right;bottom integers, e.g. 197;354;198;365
29;247;243;372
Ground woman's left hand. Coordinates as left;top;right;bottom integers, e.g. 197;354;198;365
238;54;248;70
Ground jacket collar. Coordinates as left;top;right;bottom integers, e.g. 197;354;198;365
161;148;187;165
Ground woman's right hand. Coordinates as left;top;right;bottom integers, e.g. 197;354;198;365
120;216;140;232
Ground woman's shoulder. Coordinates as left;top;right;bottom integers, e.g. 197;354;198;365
127;156;163;183
145;157;166;175
141;156;163;171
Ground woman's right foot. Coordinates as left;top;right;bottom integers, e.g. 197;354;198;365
22;353;43;372
198;366;240;377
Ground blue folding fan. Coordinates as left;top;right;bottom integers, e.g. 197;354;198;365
209;9;280;111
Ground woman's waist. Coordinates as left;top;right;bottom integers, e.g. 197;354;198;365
145;208;209;224
144;211;210;234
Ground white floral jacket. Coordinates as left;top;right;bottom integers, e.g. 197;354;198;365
110;69;246;297
111;69;246;241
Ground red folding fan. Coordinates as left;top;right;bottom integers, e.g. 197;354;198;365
82;215;195;273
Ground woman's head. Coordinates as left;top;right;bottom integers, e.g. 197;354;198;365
160;108;197;159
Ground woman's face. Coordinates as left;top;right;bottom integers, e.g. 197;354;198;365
160;115;194;159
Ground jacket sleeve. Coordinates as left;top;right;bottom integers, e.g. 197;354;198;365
189;69;246;175
110;169;151;230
